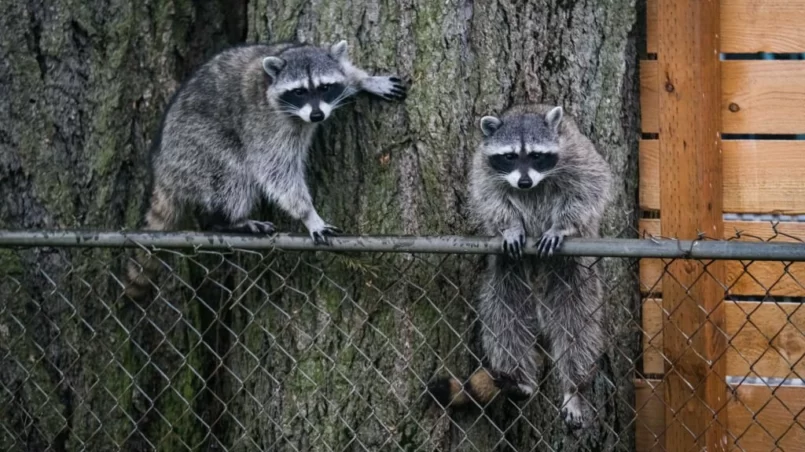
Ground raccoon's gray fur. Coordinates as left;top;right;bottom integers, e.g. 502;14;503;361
428;104;612;430
125;40;407;301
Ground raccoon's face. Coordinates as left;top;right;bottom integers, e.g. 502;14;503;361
479;107;564;190
262;44;350;123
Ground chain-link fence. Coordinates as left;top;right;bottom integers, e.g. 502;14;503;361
1;227;804;451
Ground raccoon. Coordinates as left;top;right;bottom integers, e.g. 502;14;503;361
124;39;407;301
428;104;612;429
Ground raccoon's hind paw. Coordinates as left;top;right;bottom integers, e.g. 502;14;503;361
501;228;526;260
363;75;407;101
311;224;342;246
536;229;564;257
229;220;276;235
561;394;592;430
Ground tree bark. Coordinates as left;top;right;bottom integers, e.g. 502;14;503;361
1;0;639;450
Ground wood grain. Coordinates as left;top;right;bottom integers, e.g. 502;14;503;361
657;0;727;449
723;61;805;134
639;61;658;134
639;219;805;297
639;140;805;214
647;0;805;53
635;379;666;452
642;299;805;377
727;383;805;451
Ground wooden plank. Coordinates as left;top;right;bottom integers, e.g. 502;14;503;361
723;61;805;134
642;299;805;378
639;219;805;297
722;0;805;53
640;61;658;134
647;1;805;53
657;1;727;449
639;141;805;214
635;379;666;452
646;0;657;54
728;384;805;451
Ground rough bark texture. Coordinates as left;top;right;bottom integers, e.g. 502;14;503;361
1;0;639;450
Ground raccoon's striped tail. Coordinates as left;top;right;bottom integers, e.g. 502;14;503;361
427;368;532;409
124;190;178;302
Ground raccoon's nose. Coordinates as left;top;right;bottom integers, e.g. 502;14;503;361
517;176;532;189
309;110;325;122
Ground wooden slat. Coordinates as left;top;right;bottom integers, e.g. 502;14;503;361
727;384;805;451
723;61;805;134
641;61;805;135
658;0;727;449
639;219;805;297
647;0;805;53
639;61;658;134
639;140;805;214
722;0;805;53
642;299;805;377
635;379;665;452
646;0;657;54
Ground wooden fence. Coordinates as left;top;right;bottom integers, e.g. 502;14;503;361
636;1;805;450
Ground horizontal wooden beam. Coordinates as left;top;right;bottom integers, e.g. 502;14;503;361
647;0;805;54
641;60;805;134
642;299;805;377
636;378;805;452
639;139;805;214
639;219;805;296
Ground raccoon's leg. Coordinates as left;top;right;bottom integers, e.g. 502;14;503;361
259;165;340;245
197;209;275;235
429;258;539;408
338;59;407;101
542;260;604;429
125;187;182;301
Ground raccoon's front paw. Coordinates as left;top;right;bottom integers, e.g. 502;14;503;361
310;224;342;246
494;372;534;402
536;229;564;257
230;219;276;235
363;76;407;101
501;228;526;260
561;394;592;430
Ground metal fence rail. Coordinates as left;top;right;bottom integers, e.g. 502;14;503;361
1;229;804;451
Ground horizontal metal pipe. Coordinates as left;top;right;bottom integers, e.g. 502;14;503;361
0;230;803;261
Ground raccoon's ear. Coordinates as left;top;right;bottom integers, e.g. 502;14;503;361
545;106;564;132
262;57;285;81
480;116;502;137
330;40;349;61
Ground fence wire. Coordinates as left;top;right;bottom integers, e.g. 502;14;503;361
1;225;804;451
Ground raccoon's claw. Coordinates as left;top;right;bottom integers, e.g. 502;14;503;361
536;230;564;257
230;220;276;235
311;225;341;246
501;228;526;260
561;394;590;430
367;75;407;101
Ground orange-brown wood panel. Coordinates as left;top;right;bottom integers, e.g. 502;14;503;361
639;219;805;297
722;61;805;134
640;62;659;134
648;1;805;54
657;1;727;449
635;379;666;452
639;140;805;214
642;300;805;378
728;384;805;451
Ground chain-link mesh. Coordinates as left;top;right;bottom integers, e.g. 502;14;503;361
1;225;804;451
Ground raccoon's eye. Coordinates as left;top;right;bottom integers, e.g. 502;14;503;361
529;152;543;160
292;88;308;96
318;84;332;92
504;153;518;161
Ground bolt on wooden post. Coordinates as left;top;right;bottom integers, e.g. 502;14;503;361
658;0;728;451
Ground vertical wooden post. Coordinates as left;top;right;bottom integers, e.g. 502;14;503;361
658;0;728;451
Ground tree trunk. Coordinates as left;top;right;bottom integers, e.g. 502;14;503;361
1;0;640;450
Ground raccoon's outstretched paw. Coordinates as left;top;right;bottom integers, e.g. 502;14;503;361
230;220;276;235
310;224;342;246
501;228;526;260
561;394;592;430
363;75;407;101
536;230;564;257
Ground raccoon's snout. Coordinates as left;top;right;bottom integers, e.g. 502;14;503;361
309;109;325;122
517;176;532;190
